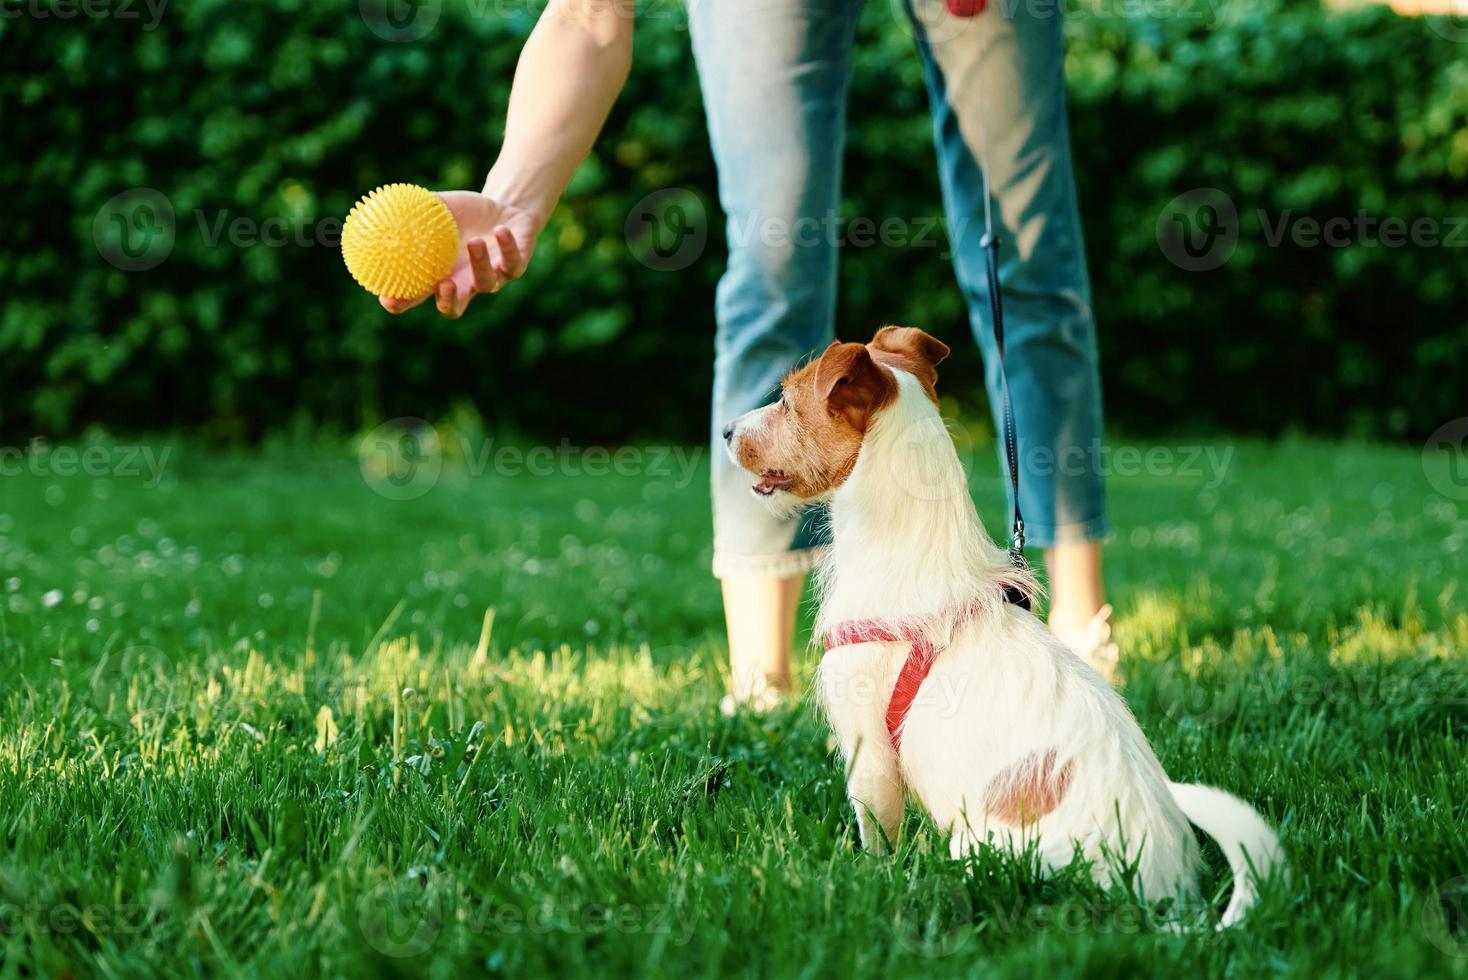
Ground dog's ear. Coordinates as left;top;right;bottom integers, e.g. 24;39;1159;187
815;341;893;431
871;326;949;368
869;326;949;396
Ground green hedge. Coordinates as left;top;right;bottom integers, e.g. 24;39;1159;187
3;0;1464;442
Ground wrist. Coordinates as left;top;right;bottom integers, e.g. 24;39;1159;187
482;167;556;230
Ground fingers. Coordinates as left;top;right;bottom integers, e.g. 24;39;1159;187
434;277;462;319
492;227;525;280
467;238;502;295
381;294;430;314
391;230;525;319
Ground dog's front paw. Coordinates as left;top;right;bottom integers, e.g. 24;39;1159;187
853;800;897;854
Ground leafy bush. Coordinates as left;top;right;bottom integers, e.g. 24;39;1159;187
3;0;1464;442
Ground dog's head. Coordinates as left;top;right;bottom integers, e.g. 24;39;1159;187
722;326;950;508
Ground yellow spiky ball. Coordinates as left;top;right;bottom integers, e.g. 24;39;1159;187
341;183;459;300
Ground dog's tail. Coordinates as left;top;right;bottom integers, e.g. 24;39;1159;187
1167;781;1285;927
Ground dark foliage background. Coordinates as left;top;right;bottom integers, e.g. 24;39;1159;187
3;0;1465;443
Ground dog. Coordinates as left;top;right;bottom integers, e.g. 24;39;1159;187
722;325;1283;926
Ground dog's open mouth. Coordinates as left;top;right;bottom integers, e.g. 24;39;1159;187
752;471;795;496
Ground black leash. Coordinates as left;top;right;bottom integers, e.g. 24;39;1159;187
978;162;1032;611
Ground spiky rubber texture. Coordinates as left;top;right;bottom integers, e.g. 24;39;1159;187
341;183;459;300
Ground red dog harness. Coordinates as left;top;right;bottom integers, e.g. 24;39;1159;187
822;586;1026;754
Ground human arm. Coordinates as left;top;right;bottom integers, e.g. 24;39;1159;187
383;0;635;317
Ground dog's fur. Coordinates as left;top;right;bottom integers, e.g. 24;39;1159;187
724;326;1283;926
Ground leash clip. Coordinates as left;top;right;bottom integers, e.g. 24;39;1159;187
1004;520;1032;610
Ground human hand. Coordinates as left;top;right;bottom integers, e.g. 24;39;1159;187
379;190;541;318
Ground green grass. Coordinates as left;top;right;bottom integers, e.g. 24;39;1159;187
1;433;1465;978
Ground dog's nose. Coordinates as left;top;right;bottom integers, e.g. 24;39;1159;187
721;422;735;443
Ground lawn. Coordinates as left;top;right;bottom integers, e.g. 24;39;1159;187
1;432;1465;978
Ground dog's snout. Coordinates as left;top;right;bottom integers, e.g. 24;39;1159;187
721;422;735;443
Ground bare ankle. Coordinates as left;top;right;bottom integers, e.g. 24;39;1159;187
1044;541;1106;634
720;571;804;700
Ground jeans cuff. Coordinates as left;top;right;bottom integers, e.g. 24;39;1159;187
1021;515;1110;549
712;545;826;580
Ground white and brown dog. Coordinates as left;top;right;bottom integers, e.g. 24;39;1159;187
723;326;1283;926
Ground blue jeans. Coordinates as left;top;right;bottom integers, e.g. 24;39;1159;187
691;0;1106;578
